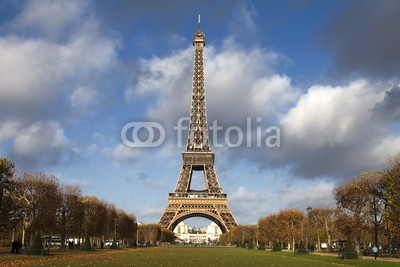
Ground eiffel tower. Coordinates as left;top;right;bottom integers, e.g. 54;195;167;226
158;16;237;233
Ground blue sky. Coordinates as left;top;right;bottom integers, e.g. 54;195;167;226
1;0;400;227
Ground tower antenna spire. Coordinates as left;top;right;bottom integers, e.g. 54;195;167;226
198;14;201;30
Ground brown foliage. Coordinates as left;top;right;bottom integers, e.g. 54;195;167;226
334;170;385;246
382;154;400;243
258;209;305;249
137;224;162;246
13;172;62;238
220;225;256;246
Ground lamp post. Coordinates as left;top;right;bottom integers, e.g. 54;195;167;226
306;206;312;251
114;217;117;247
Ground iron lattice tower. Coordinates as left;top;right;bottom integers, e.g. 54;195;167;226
158;16;237;232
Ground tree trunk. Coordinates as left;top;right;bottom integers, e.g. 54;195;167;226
292;237;295;251
60;210;66;248
291;221;295;251
22;217;26;245
317;234;321;252
355;238;360;252
373;201;379;246
325;219;332;252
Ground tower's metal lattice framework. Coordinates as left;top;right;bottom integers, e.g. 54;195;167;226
158;17;237;232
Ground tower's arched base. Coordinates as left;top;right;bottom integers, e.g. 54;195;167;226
159;194;237;233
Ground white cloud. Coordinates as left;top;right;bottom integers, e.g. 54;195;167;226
127;46;193;100
58;21;118;75
0;0;118;113
279;181;336;209
281;80;384;148
70;86;99;113
0;121;21;143
250;74;299;116
13;0;86;40
263;80;400;178
167;33;187;47
0;37;60;106
231;186;269;202
369;136;400;163
102;143;140;164
138;207;164;224
11;120;71;167
0;0;120;168
229;2;257;37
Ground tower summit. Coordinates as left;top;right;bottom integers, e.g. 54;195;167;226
158;18;237;233
187;14;208;152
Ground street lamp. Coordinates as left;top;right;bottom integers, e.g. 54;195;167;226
114;217;117;248
306;207;312;251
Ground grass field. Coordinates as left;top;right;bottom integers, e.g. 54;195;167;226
1;246;399;267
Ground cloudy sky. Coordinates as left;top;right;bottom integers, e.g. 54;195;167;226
1;0;400;227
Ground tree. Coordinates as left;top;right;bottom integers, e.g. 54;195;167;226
0;158;15;237
308;208;336;251
382;154;400;245
116;210;137;246
104;203;118;243
160;228;175;243
359;170;385;247
276;209;305;250
220;225;256;247
258;214;279;247
12;172;62;244
137;224;161;246
335;170;385;250
57;185;84;248
258;210;306;250
335;176;367;246
81;196;108;243
28;233;44;255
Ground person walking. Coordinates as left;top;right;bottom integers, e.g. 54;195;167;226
372;245;378;260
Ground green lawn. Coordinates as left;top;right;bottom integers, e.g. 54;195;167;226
1;246;399;266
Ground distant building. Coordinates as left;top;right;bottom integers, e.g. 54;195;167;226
173;221;222;244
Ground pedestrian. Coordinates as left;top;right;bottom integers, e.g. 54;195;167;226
18;239;22;254
372;245;378;260
11;240;17;254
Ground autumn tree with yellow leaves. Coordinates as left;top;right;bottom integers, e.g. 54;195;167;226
382;155;400;247
335;170;385;250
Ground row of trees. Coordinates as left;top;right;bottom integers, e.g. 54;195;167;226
219;225;256;246
220;208;335;250
137;224;175;246
220;155;400;252
0;158;137;248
